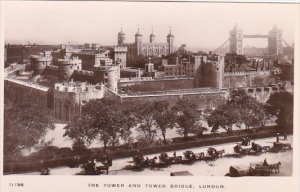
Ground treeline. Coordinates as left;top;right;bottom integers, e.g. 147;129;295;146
3;89;293;162
64;89;293;152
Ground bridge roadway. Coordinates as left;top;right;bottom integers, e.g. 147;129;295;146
21;136;293;176
243;34;269;38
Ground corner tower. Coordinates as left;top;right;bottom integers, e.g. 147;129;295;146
150;27;155;43
135;28;143;56
118;28;126;46
167;29;174;54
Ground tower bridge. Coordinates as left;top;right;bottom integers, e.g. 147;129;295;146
214;24;290;56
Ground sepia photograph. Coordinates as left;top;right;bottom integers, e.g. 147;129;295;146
0;0;299;191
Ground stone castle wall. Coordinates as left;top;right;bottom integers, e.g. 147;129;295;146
223;71;272;88
118;78;194;93
4;79;50;109
119;90;227;108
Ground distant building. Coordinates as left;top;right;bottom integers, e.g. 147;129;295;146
74;49;111;70
164;58;195;78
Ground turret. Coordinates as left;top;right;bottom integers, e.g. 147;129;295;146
150;27;155;43
167;29;174;54
58;56;82;81
118;28;126;46
135;28;143;56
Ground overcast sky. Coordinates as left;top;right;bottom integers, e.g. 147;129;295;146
3;1;298;49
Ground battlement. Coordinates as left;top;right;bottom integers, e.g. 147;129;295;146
54;81;103;93
74;70;94;76
94;64;119;71
114;46;128;52
224;70;270;76
46;65;59;70
58;57;82;65
30;55;52;62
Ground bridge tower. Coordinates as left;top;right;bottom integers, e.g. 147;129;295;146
229;24;243;55
268;25;283;56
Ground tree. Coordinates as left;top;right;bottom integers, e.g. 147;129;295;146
207;89;266;132
153;101;175;143
229;89;266;129
136;102;157;144
64;114;97;149
265;91;293;132
207;104;240;133
4;99;54;158
173;99;201;139
66;98;135;151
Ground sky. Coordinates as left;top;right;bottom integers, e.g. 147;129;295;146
2;1;298;49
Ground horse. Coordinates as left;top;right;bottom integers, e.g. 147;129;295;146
96;165;110;175
197;152;205;160
251;142;262;152
269;161;281;173
40;168;50;175
216;149;225;158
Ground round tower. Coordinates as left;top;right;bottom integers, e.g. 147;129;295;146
93;65;119;92
58;57;82;81
118;28;126;46
135;28;143;56
167;29;174;54
30;52;52;75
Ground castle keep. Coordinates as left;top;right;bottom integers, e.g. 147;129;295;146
118;28;175;60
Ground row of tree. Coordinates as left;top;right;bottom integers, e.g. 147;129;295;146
64;98;203;151
64;90;293;151
3;89;293;159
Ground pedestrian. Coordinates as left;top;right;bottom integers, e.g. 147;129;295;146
246;137;251;145
284;133;287;141
263;158;269;166
173;150;176;157
276;132;280;142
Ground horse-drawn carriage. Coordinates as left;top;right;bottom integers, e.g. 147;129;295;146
77;154;112;175
226;160;281;177
241;137;251;146
77;160;111;175
232;142;263;156
124;153;148;171
199;147;225;161
269;142;292;153
178;151;197;164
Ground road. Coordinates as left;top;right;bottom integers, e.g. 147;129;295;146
22;135;293;176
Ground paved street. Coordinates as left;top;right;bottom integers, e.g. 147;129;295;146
22;136;293;176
